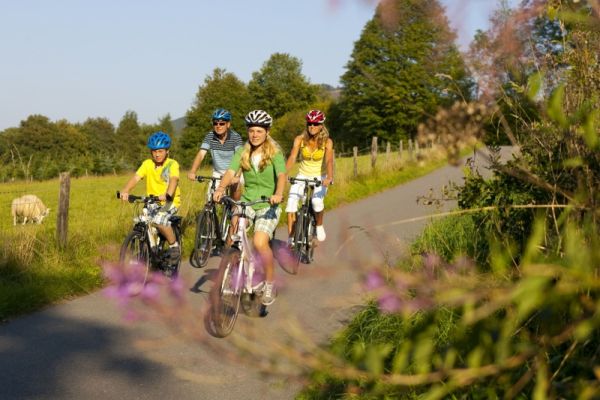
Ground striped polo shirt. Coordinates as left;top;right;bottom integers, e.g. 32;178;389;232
200;130;244;174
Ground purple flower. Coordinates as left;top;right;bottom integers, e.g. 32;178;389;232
365;270;385;290
378;291;402;313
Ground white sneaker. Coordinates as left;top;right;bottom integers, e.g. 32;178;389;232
262;281;276;306
316;225;326;242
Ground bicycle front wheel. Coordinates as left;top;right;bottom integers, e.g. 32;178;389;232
210;248;243;337
219;203;231;246
119;231;151;286
192;210;214;268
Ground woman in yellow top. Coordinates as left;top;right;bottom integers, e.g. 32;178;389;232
285;109;334;243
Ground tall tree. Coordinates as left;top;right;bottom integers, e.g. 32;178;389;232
248;53;318;119
80;117;116;155
330;0;473;147
116;110;144;168
178;68;252;166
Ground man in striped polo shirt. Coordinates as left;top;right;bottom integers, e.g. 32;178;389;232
187;108;244;200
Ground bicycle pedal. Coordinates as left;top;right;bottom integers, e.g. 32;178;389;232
252;281;265;291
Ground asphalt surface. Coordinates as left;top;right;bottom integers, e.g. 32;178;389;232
0;148;513;399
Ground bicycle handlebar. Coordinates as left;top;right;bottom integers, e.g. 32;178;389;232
195;175;220;183
219;195;271;208
116;191;160;204
288;177;322;187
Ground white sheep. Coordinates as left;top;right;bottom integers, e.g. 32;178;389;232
11;195;50;226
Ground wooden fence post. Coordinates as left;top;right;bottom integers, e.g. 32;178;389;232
415;140;420;154
57;172;70;248
408;139;414;160
386;141;391;162
371;136;378;169
399;139;403;160
353;146;358;177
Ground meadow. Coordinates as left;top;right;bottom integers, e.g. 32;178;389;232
0;147;450;321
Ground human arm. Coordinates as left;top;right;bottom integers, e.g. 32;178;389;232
323;138;334;187
187;149;208;180
285;135;302;172
159;175;179;202
270;171;286;205
213;169;236;202
120;174;142;202
270;152;287;205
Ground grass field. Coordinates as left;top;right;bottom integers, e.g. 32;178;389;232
0;147;453;321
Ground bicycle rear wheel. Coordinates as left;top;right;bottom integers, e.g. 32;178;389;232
192;210;214;268
210;248;243;337
306;214;317;263
119;231;151;286
291;210;305;270
241;292;267;317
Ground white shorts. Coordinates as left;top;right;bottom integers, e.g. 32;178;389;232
285;174;328;213
206;170;245;202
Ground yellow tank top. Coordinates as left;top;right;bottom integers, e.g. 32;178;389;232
298;140;325;177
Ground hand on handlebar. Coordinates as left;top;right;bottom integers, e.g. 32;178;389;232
270;194;283;205
187;172;196;181
323;177;333;187
119;191;130;202
213;188;225;203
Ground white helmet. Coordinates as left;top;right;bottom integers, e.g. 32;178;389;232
244;110;273;128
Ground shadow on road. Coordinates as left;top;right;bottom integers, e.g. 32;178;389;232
0;309;175;399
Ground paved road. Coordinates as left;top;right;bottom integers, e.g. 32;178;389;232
0;148;512;399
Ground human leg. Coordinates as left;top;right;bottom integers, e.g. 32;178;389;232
311;178;328;241
253;206;282;305
285;179;304;241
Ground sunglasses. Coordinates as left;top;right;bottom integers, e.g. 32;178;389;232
307;123;322;127
213;121;227;126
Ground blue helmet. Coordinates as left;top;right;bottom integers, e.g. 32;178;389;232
212;108;232;122
147;131;171;150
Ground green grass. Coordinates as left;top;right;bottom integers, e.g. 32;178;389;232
0;147;452;321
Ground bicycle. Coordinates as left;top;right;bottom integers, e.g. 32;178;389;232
209;195;272;337
287;177;322;273
117;191;183;282
190;175;234;268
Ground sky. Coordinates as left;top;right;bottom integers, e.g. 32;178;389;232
0;0;512;132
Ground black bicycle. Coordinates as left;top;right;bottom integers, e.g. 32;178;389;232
288;177;321;272
117;191;183;282
190;176;234;268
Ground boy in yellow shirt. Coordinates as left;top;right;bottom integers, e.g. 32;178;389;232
120;131;182;271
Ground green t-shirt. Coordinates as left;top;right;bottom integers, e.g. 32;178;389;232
229;148;286;210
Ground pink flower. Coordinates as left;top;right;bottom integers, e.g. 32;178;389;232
365;270;385;290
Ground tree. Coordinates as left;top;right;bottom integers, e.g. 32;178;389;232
270;100;333;155
116;110;144;169
248;53;318;119
330;0;473;148
80;117;116;154
178;68;252;166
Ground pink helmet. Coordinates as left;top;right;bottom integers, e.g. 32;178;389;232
306;109;326;124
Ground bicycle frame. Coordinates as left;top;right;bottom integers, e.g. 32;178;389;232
196;176;232;245
227;198;269;295
118;191;181;274
289;177;321;264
